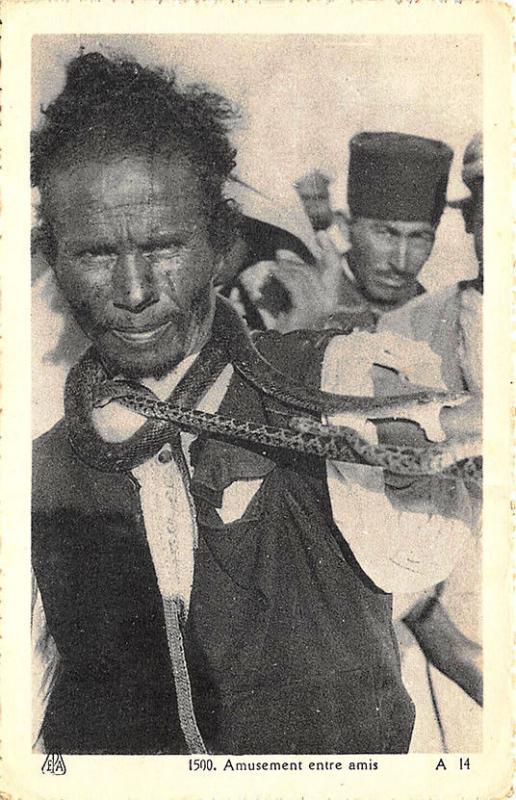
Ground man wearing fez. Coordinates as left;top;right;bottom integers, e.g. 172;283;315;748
31;53;478;756
318;132;453;330
384;134;483;716
378;134;482;469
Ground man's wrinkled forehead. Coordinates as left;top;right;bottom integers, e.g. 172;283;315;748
43;150;204;223
351;216;436;234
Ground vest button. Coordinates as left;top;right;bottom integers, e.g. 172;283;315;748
157;444;174;464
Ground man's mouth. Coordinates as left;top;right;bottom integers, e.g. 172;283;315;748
110;321;173;344
376;274;409;289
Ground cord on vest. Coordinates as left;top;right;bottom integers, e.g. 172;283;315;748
162;595;208;754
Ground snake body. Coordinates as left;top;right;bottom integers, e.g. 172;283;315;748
213;297;469;417
93;379;481;482
65;296;482;487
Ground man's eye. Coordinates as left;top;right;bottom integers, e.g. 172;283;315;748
143;246;181;260
76;250;116;261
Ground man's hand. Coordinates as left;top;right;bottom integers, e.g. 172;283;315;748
316;229;348;299
440;396;482;440
254;256;336;332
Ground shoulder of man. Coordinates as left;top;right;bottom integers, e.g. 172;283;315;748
32;417;134;516
379;283;462;341
33;419;69;468
33;420;75;511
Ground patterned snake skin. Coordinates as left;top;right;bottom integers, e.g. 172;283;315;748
65;296;482;486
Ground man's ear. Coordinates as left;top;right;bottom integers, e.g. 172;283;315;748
31;221;58;273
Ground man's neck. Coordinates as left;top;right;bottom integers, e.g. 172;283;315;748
142;353;200;400
92;351;202;443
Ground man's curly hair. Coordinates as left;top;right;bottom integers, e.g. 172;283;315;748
32;51;240;260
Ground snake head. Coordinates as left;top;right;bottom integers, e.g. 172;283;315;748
93;380;159;408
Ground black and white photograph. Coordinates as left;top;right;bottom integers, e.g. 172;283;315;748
1;4;513;799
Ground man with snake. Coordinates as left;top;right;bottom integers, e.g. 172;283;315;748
31;52;481;755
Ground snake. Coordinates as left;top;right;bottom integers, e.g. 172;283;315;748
65;296;482;486
212;296;469;417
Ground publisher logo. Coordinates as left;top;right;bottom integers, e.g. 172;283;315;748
41;753;66;775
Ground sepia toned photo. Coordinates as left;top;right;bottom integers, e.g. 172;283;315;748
1;3;513;799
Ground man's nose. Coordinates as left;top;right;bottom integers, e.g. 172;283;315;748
112;251;158;313
391;237;409;273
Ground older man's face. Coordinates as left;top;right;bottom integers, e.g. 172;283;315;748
348;217;436;307
47;151;219;378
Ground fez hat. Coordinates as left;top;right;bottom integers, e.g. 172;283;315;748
347;132;453;224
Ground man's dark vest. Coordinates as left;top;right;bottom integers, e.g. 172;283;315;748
32;331;415;755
